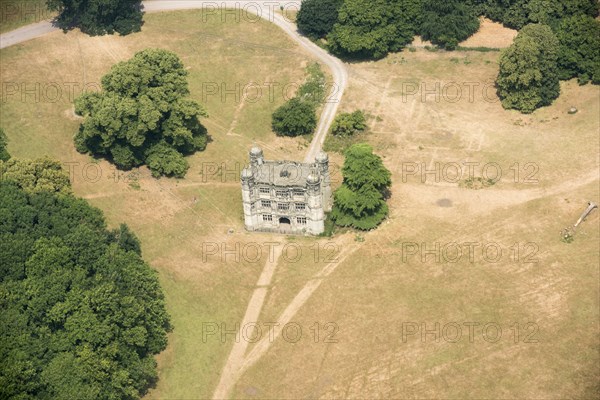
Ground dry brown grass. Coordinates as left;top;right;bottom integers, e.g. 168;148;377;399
2;10;599;400
232;47;600;399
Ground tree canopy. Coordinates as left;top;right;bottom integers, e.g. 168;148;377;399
328;0;423;59
331;110;367;137
74;49;208;178
0;128;10;161
0;162;170;400
47;0;143;35
331;143;391;230
556;15;600;84
271;98;318;137
0;158;71;194
420;0;480;49
471;0;599;30
496;24;561;113
296;0;343;39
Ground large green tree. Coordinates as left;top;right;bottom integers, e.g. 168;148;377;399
496;24;560;113
74;49;208;178
47;0;143;35
328;0;423;59
556;15;600;84
0;163;170;400
420;0;480;50
331;143;391;230
296;0;343;39
271;98;317;137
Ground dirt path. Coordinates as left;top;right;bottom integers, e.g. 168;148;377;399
239;241;359;375
212;243;284;399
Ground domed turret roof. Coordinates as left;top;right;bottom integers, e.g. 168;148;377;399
250;146;263;156
316;151;328;163
307;171;320;184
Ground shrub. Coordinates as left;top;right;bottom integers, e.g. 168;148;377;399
331;110;367;137
272;98;317;137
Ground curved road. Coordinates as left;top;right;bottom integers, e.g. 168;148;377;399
0;1;348;163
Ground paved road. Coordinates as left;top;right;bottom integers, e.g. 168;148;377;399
0;20;56;49
0;1;348;163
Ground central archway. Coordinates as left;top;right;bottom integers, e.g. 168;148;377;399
279;217;291;225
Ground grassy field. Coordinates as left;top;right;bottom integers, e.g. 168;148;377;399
232;35;600;399
1;11;599;400
0;0;53;33
0;9;325;399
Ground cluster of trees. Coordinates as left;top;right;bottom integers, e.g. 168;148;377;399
497;11;599;112
75;49;209;178
420;0;480;50
296;0;343;40
556;15;600;85
331;143;391;230
271;63;325;137
298;0;477;57
331;110;366;137
298;0;599;59
47;0;143;35
0;159;171;399
471;0;599;30
328;0;423;58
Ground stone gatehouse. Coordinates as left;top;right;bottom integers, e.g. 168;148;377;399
241;146;332;235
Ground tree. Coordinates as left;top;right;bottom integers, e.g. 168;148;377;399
331;110;367;137
496;24;560;114
47;0;143;36
0;170;170;399
271;98;317;137
472;0;599;30
74;49;208;178
296;0;343;39
331;143;391;230
556;15;600;84
420;0;480;50
328;0;423;59
0;128;9;161
0;157;71;194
